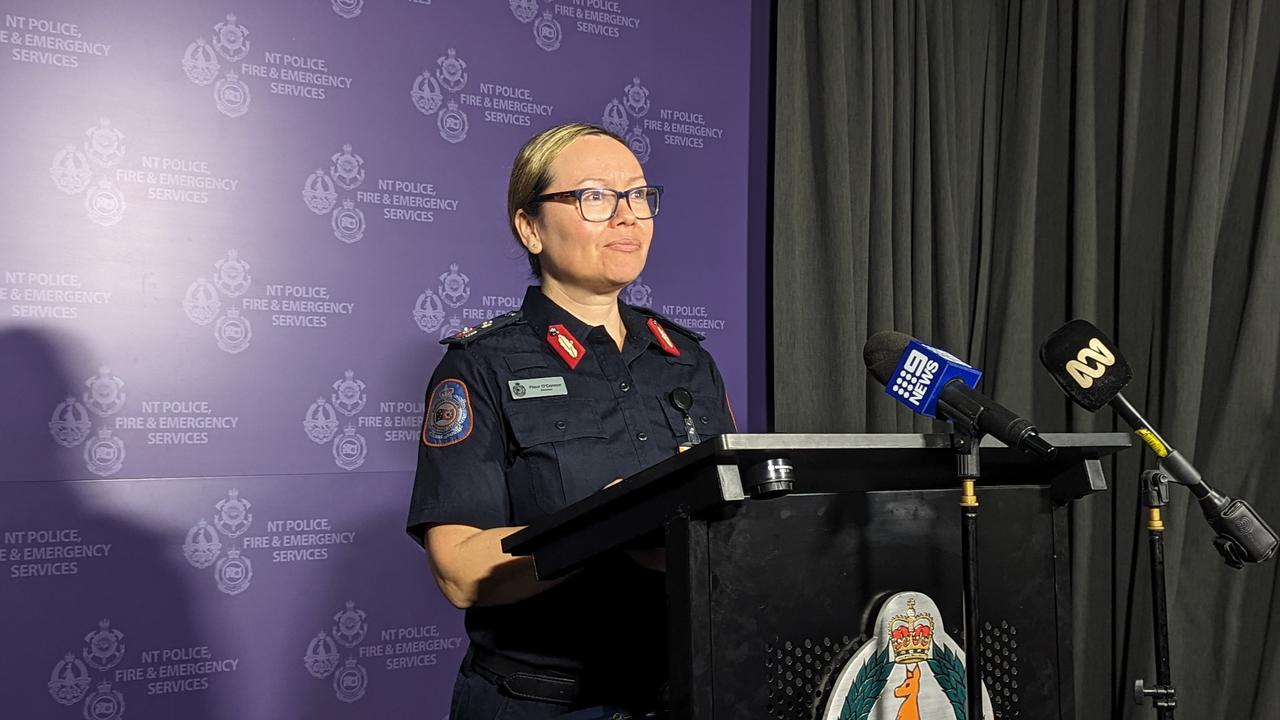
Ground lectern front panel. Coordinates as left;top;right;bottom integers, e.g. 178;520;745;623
690;487;1069;720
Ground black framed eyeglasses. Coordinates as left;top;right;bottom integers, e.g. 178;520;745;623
533;185;663;222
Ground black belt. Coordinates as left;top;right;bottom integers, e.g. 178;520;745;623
466;646;585;706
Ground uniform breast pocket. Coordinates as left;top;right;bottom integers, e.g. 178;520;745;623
657;393;733;444
507;398;609;514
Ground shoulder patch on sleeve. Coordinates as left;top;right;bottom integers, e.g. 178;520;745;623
440;310;524;347
628;305;705;342
422;378;473;447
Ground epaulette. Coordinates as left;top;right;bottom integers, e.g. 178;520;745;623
628;305;705;342
440;310;525;346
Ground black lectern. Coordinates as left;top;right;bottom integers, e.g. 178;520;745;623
505;433;1129;720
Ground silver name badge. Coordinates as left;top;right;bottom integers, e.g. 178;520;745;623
508;377;568;399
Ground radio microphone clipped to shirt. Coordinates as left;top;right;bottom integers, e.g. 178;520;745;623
1039;319;1277;567
863;331;1057;460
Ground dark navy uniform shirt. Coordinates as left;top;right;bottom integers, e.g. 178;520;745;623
406;285;735;699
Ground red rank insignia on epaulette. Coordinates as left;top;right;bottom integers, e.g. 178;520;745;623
647;318;681;357
546;324;585;370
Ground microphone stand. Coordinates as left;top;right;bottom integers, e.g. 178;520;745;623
1133;469;1177;718
952;431;985;720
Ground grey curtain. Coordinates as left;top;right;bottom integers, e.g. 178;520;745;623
773;0;1280;717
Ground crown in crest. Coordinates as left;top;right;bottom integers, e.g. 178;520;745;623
888;598;934;664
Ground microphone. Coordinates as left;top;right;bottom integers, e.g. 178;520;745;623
863;331;1057;460
1039;319;1277;567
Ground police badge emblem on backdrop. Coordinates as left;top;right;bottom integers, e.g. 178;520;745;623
47;366;128;477
300;599;466;704
49;118;127;226
300;370;372;471
410;48;471;143
182;488;256;595
303;601;371;703
44;618;241;717
180;12;355;117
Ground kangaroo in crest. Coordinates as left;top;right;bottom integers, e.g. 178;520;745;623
892;665;921;720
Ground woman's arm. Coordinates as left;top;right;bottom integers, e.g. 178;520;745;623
424;523;571;608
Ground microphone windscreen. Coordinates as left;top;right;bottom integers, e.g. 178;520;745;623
863;331;910;385
1038;319;1134;411
864;332;983;418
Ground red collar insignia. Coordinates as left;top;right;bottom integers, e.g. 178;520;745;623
546;324;586;370
647;318;681;357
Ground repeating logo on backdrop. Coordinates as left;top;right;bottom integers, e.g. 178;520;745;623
304;601;371;703
48;653;92;706
304;397;341;444
330;144;366;190
46;619;127;715
83;682;126;720
182;520;223;569
49;118;130;226
601;77;653;163
49;397;93;449
506;2;576;52
47;366;129;476
214;307;253;354
83;619;127;671
301;143;368;243
410;262;479;337
509;0;539;24
212;13;250;61
331;0;365;20
332;370;368;416
214;487;253;537
331;200;366;243
303;169;338;214
302;370;371;470
183;250;255;353
215;548;254;595
181;37;221;85
214;71;252;117
439;264;471;307
304;632;341;679
412;290;446;333
183;488;257;595
83;428;127;478
185;11;355;114
411;49;470;143
50;145;93;195
332;600;368;647
534;12;563;51
181;14;253;117
83;366;126;416
84;119;126;167
512;3;648;51
621;276;652;308
214;249;252;296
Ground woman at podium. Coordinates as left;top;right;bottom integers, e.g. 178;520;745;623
406;122;736;719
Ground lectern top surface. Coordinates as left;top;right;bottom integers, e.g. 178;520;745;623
505;432;1130;557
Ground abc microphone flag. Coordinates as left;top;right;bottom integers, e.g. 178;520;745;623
1039;319;1134;411
1038;319;1277;566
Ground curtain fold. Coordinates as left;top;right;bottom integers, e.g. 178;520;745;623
773;1;1280;717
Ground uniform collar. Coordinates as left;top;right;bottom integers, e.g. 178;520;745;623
520;285;594;342
520;286;657;360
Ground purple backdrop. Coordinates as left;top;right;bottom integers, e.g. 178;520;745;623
0;1;764;717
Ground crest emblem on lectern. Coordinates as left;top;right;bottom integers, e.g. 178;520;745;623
820;593;993;720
